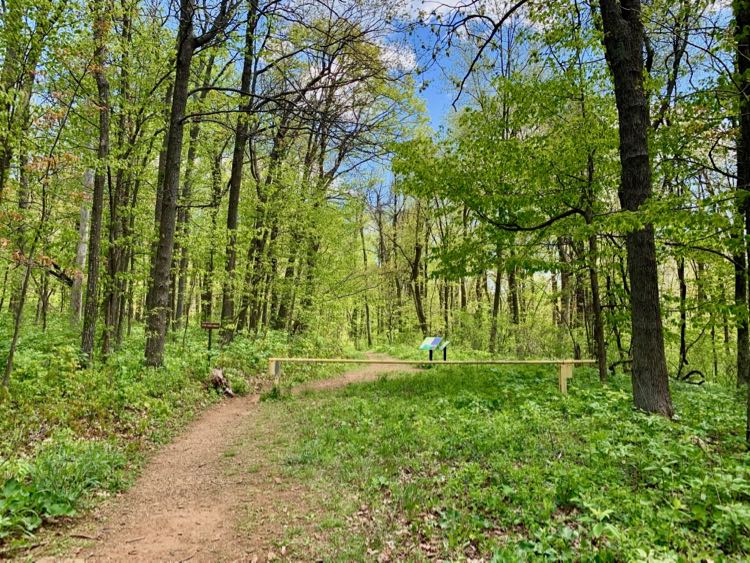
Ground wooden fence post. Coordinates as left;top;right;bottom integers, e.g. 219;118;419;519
558;362;573;395
268;358;281;385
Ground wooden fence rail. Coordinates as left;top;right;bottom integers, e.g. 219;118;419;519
267;358;597;394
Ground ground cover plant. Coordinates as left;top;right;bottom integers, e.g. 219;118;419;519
278;366;750;560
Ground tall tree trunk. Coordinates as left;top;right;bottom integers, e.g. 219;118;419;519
145;82;174;314
145;0;197;366
734;0;750;443
599;0;673;416
81;1;111;365
175;56;214;329
737;0;750;388
221;7;256;338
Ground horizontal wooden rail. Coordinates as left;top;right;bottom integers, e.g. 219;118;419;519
267;357;596;394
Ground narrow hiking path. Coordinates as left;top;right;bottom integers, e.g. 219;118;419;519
41;353;417;562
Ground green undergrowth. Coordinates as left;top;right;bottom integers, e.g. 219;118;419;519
0;318;355;549
279;365;750;560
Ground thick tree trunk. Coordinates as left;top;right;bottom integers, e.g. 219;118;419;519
736;0;750;388
81;3;111;365
734;0;750;444
145;82;173;314
145;2;196;366
599;0;673;416
101;170;126;356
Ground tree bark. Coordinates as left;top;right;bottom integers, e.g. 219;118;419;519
599;0;673;416
145;81;173;315
221;6;256;338
734;0;750;444
736;0;750;389
81;1;111;365
175;56;214;329
145;0;197;366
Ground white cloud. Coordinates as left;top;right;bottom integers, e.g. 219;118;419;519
377;40;418;73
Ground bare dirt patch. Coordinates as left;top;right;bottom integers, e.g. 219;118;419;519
34;354;415;562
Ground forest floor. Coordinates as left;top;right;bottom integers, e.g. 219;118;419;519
33;354;417;562
23;356;750;560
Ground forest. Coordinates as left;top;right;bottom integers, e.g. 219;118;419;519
2;0;750;559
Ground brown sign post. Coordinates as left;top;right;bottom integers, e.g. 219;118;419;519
201;322;221;357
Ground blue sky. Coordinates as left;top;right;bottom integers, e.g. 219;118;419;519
421;69;457;130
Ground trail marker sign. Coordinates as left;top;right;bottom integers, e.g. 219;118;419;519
201;321;221;357
419;337;442;351
419;336;449;361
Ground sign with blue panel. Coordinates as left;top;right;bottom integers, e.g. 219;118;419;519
419;337;442;351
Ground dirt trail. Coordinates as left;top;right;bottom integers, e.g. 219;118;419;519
45;353;415;562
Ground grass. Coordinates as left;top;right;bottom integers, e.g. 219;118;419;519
270;364;750;560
